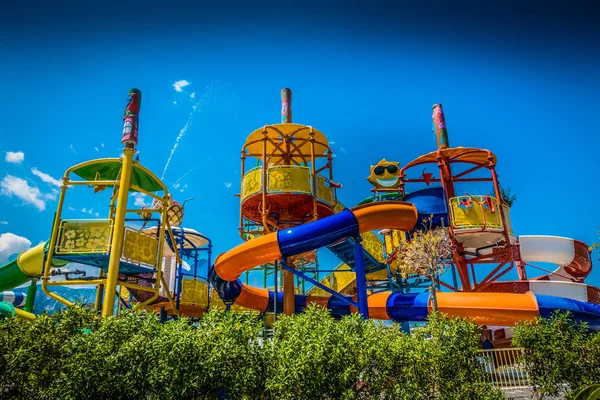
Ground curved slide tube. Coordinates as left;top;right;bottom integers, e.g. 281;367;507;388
518;235;592;281
211;202;600;328
0;291;27;307
0;302;36;320
0;242;48;292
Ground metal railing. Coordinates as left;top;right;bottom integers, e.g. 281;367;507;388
478;347;529;387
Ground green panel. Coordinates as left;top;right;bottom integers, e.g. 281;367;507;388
72;160;164;192
0;260;28;292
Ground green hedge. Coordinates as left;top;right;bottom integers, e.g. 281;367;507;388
0;305;502;400
513;312;600;400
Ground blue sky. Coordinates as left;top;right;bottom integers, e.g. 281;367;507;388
0;1;599;290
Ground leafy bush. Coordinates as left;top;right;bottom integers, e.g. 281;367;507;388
265;305;502;400
0;304;503;400
513;311;600;399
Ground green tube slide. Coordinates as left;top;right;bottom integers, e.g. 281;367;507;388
0;241;68;293
0;302;16;318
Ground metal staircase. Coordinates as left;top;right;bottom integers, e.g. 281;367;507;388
326;237;386;275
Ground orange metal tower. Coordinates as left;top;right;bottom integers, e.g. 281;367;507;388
398;104;515;292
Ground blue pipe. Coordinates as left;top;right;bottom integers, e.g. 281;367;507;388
175;227;185;310
353;238;369;318
277;209;359;257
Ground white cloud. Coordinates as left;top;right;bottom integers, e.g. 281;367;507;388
68;206;76;211
172;79;190;92
0;232;32;263
131;192;150;207
173;101;177;105
31;168;62;187
101;143;105;148
94;147;99;151
224;182;232;188
340;147;348;154
173;183;181;189
0;221;7;225
94;212;99;217
330;141;336;145
0;175;54;211
69;144;76;153
5;151;24;164
190;92;195;98
82;207;87;213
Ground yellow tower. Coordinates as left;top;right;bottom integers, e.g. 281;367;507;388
238;88;339;314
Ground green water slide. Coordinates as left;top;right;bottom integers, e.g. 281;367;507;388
0;241;68;292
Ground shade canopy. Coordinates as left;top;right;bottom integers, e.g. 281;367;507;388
243;123;330;161
402;147;497;172
71;159;166;193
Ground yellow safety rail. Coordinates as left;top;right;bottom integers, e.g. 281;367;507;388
181;278;210;309
241;165;336;206
448;195;504;230
479;348;528;387
55;219;113;254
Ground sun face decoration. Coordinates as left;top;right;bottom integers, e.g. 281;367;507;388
367;159;402;190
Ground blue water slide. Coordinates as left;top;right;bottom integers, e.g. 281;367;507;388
403;187;448;230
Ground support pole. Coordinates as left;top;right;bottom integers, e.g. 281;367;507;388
281;88;296;316
176;227;185;311
273;260;278;324
102;88;141;318
24;279;37;313
102;147;134;318
432;103;449;150
353;237;369;319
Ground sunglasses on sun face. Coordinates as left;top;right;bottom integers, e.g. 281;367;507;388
374;165;398;175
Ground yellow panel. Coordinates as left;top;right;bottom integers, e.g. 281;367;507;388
384;229;406;252
306;263;355;296
502;205;514;236
267;165;311;194
55;220;113;254
241;167;262;201
366;269;388;280
181;278;209;308
210;288;260;314
449;196;503;230
122;228;159;266
362;231;386;263
316;175;334;206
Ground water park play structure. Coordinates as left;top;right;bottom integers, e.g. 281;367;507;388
0;89;212;320
0;88;599;346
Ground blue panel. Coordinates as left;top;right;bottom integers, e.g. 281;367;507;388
265;291;309;314
386;292;430;322
536;294;600;329
404;187;448;230
13;291;24;306
266;291;284;313
277;209;359;257
327;296;352;318
404;187;447;215
295;294;308;313
208;267;242;303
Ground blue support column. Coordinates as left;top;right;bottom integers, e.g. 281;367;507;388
175;227;185;311
353;236;369;319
